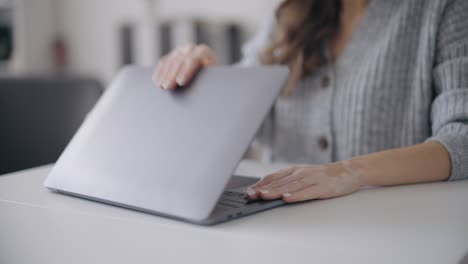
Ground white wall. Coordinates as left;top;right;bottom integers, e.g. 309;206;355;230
61;0;276;84
58;0;149;83
157;0;275;36
12;0;277;84
11;0;55;74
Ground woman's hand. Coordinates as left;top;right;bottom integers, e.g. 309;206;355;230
152;43;216;90
246;161;362;203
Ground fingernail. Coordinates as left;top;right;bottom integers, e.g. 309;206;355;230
176;75;185;86
282;193;291;197
246;188;256;196
259;189;269;195
161;81;170;90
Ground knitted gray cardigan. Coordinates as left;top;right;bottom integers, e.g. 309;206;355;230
240;0;468;181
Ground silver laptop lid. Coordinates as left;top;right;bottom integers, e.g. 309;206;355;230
44;66;289;221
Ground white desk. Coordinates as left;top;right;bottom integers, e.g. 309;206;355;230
1;161;467;264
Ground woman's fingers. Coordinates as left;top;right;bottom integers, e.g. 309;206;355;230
161;57;184;90
260;170;304;190
152;43;215;90
159;44;194;89
251;173;302;200
246;162;362;203
246;166;297;199
176;44;216;86
251;167;296;189
281;185;323;203
176;57;201;87
258;177;315;200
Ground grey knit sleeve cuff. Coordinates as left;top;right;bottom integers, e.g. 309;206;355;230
426;128;468;181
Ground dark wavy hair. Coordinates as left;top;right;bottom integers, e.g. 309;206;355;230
260;0;342;95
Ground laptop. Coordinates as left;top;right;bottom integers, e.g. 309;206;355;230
44;65;289;225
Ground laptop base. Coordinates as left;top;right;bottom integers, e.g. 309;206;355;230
198;175;286;225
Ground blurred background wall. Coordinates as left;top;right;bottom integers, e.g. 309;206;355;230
0;0;277;85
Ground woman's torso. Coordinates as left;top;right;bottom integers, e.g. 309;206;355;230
249;0;446;164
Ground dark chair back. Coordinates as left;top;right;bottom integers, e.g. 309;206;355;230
0;77;103;175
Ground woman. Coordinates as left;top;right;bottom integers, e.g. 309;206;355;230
153;0;468;203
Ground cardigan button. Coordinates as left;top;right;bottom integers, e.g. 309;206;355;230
318;137;329;150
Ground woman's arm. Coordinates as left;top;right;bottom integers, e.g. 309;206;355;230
247;0;468;203
246;141;451;203
352;141;450;187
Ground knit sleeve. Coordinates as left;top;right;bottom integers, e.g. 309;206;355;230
426;0;468;181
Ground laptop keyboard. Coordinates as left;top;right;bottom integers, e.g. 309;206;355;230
217;190;254;209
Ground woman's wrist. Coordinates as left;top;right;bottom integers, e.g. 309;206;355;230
339;158;370;188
